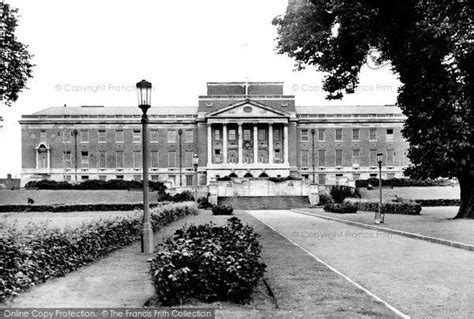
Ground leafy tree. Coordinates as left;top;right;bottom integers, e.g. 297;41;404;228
1;2;34;106
273;0;474;218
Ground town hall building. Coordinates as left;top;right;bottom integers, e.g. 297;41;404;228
19;82;409;187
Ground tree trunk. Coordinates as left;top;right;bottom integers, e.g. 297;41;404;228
454;174;474;219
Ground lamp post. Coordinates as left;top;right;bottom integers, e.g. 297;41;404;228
376;152;383;224
73;129;78;183
192;153;199;202
311;129;316;184
178;129;182;187
136;79;153;253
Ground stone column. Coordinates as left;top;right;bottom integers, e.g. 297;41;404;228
223;123;227;164
253;125;258;164
238;123;243;164
268;124;273;164
284;124;289;164
207;124;212;165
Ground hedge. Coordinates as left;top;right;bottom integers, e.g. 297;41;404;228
413;199;460;206
355;178;453;188
323;202;358;214
212;204;233;215
0;202;198;302
344;198;422;215
0;203;169;213
24;179;166;191
149;217;266;305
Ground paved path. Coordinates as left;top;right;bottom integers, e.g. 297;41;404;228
3;212;219;308
247;210;474;318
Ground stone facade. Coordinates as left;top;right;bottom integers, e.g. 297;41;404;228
19;82;409;186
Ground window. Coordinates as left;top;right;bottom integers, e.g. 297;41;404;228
228;150;238;163
99;175;106;181
133;175;141;181
99;151;106;168
151;175;159;181
352;129;360;141
258;129;266;141
81;151;89;168
335;150;343;166
81;175;89;181
64;175;71;182
369;149;377;166
301;150;309;167
318;129;325;142
318;174;326;185
168;151;176;167
214;129;221;141
185;130;193;143
40;130;47;142
168;175;176;186
63;131;71;143
116;175;124;180
151;151;159;168
387;149;394;166
186;175;194;186
318;150;326;166
352;149;360;166
214;149;221;163
387;173;395;179
301;129;309;142
386;128;394;141
133;151;142;168
185;151;193;167
167;130;176;143
80;130;88;143
353;173;360;180
274;149;281;161
369;128;377;141
133;130;141;143
274;128;281;141
335;129;343;141
64;151;72;168
115;130;124;143
243;129;251;141
150;130;159;143
98;130;106;143
258;150;268;163
116;151;124;168
228;129;236;141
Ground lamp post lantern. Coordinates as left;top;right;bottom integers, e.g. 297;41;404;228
192;153;199;202
136;79;153;253
178;129;183;187
376;152;383;224
311;129;316;184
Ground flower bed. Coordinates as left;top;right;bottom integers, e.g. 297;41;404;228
0;202;198;302
344;198;422;215
149;217;266;306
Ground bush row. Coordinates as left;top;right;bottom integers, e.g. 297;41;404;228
158;190;194;203
149;217;266;306
355;178;453;188
323;202;358;214
0;203;169;213
24;179;166;191
413;199;460;206
0;202;198;302
212;204;233;215
344;198;422;215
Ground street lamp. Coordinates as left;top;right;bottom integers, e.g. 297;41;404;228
192;153;199;202
178;129;182;187
376;152;383;224
136;79;153;253
73;129;78;182
311;129;316;184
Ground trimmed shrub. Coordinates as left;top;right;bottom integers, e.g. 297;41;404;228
212;204;233;215
24;179;166;192
149;217;266;306
413;199;460;206
323;202;358;214
329;186;358;204
158;190;195;203
0;202;198;302
344;198;422;215
0;202;166;213
355;178;453;188
197;196;214;210
318;193;334;205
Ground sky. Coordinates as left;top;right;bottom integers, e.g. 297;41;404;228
0;0;400;178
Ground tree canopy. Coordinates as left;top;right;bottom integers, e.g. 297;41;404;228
0;2;34;106
273;0;474;218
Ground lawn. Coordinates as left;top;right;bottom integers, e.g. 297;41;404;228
359;186;460;200
0;189;156;205
299;207;474;246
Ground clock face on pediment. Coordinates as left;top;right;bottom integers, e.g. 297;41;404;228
209;103;287;118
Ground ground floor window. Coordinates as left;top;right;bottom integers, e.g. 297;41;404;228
133;175;141;181
151;175;159;181
99;175;106;181
81;175;89;181
318;174;326;185
186;175;194;186
116;175;124;180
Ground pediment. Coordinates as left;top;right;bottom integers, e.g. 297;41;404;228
206;100;289;118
